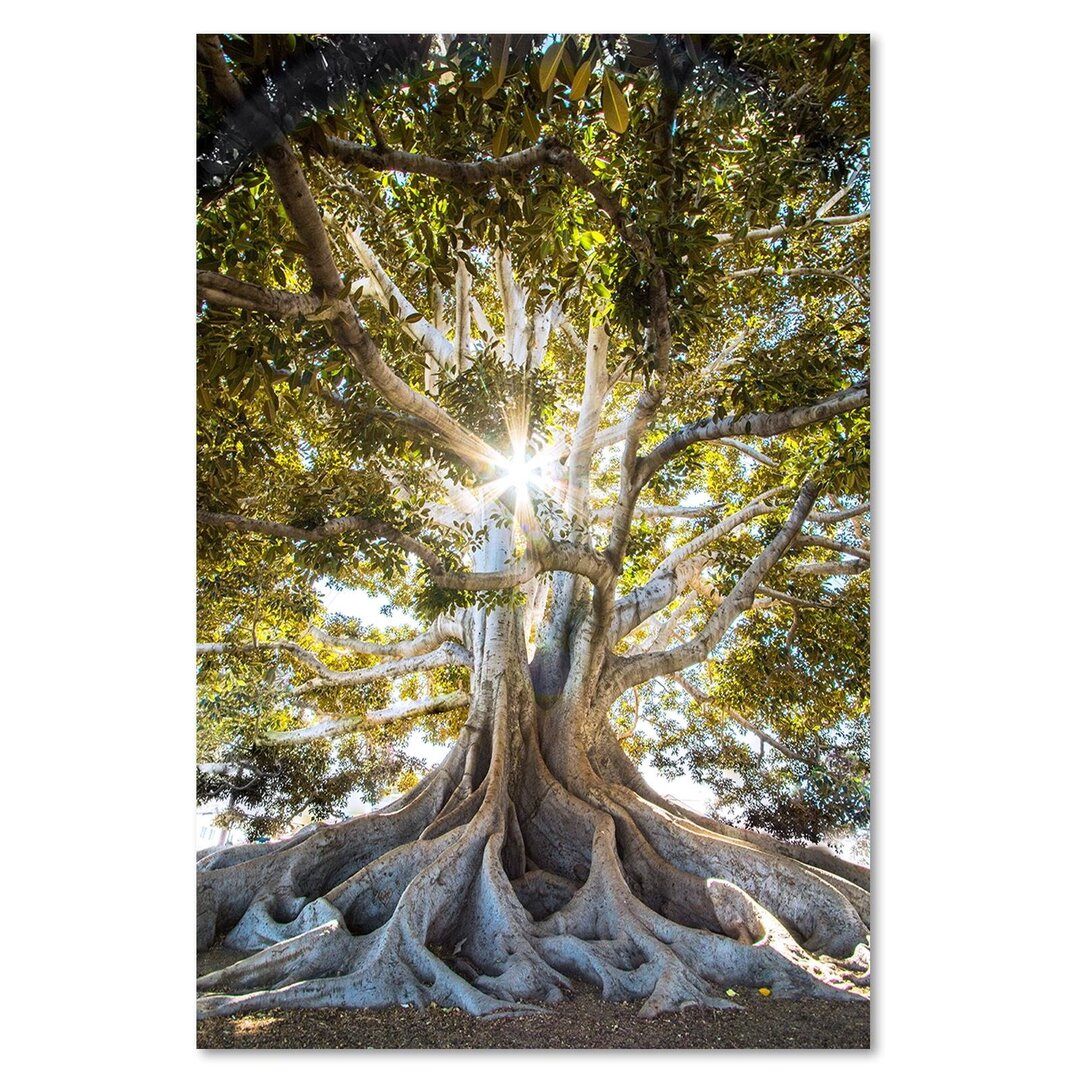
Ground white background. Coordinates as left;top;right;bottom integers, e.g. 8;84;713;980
5;2;1075;1072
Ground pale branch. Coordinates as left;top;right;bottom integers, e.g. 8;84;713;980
295;641;473;693
606;482;819;695
714;211;869;249
345;229;455;369
527;301;558;374
539;141;675;579
653;489;786;578
631;591;698;656
309;614;463;658
789;559;869;577
608;492;784;642
196;640;335;680
565;323;611;524
718;438;780;468
809;501;870;524
495;250;529;369
635;383;869;495
757;585;830;609
721;264;869;301
793;534;871;563
454;256;472;372
592;416;636;452
469;297;496;342
816;160;867;219
197;271;322;318
556;314;587;357
262;691;471;744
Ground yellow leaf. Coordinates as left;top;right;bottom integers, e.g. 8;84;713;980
522;108;541;144
758;987;771;996
539;38;566;92
602;74;629;134
570;60;592;101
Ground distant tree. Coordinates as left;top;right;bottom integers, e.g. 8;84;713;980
196;33;870;1018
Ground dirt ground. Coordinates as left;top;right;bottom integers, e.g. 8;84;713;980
197;947;870;1050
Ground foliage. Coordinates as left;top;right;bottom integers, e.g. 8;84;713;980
196;33;869;845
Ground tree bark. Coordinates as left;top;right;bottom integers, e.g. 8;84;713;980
198;586;869;1019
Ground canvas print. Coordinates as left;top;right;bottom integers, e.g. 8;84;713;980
196;33;870;1049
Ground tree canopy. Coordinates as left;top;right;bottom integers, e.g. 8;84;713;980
196;32;869;847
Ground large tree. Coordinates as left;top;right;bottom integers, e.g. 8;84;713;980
195;33;870;1019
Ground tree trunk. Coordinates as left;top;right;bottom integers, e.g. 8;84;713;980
196;583;869;1018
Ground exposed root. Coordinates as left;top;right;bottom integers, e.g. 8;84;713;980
198;625;869;1019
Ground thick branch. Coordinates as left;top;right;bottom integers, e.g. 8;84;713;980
609;492;783;643
295;641;473;692
197;271;321;318
635;383;869;494
323;137;552;183
309;614;462;658
607;482;819;694
196;640;334;679
565;323;610;523
263;691;471;743
809;501;870;524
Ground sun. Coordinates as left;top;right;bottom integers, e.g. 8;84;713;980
504;449;543;495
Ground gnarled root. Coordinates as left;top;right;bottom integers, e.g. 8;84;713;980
198;692;869;1018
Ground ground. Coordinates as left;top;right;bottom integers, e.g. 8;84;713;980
196;947;870;1049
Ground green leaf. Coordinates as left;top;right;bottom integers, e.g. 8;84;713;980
539;38;566;93
602;74;629;134
492;122;508;158
522;108;541;144
570;60;592;101
404;311;424;324
490;34;510;87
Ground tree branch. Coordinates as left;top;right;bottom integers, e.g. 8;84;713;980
322;137;553;183
789;558;869;577
309;613;463;658
792;534;871;563
721;264;869;301
605;482;819;694
714;211;869;249
296;641;473;692
608;491;783;642
262;691;471;743
635;383;869;494
344;229;456;369
196;640;335;679
197;271;322;318
809;501;870;524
